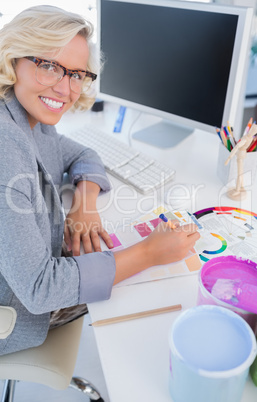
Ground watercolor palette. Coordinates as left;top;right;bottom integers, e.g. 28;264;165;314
101;206;202;287
193;207;257;263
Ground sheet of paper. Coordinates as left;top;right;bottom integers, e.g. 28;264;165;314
100;206;204;287
193;207;257;263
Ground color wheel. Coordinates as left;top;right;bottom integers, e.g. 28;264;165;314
193;207;257;263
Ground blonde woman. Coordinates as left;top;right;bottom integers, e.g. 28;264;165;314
0;5;199;355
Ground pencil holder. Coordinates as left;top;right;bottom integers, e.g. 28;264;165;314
217;143;257;186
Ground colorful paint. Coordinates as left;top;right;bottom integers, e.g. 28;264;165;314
169;305;257;402
197;256;257;329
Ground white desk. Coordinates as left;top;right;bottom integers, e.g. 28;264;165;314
57;102;257;402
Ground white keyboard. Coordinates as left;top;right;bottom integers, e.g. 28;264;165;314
69;125;175;194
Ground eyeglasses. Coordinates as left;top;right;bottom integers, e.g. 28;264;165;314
25;56;97;94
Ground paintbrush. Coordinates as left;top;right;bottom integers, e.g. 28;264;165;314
211;278;257;313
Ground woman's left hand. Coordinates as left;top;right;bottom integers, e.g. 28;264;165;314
64;181;113;256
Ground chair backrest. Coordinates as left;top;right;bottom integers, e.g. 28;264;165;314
0;306;17;339
0;315;84;390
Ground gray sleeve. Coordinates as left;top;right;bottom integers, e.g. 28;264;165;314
58;133;111;192
74;251;116;303
0;188;116;312
0;188;79;314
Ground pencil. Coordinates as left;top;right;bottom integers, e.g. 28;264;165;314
224;125;234;149
228;124;237;147
243;117;253;136
159;213;177;229
215;127;222;142
228;122;236;148
219;127;227;147
247;136;257;152
227;137;232;152
90;304;182;327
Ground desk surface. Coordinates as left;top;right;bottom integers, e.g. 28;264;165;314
57;103;257;402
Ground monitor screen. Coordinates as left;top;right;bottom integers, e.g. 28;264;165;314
98;0;253;147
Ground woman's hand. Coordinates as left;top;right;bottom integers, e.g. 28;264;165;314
64;181;113;256
144;220;200;266
113;220;200;284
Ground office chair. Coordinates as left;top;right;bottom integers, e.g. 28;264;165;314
0;307;104;402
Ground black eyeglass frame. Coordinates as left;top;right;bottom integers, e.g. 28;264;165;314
25;56;97;83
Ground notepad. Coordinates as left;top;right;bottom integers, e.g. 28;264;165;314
100;206;209;287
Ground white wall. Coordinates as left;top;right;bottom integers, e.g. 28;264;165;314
214;0;256;6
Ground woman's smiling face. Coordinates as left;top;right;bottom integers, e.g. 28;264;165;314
14;34;89;128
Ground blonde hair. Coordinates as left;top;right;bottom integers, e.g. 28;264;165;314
0;5;99;110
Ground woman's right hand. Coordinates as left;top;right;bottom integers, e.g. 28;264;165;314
144;220;200;266
113;220;200;285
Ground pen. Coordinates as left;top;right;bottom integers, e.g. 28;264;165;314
113;105;126;133
90;304;182;327
159;213;177;229
187;211;203;229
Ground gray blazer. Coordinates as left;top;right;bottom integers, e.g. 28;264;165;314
0;95;116;355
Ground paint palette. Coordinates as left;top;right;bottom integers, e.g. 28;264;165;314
101;206;202;287
193;207;257;263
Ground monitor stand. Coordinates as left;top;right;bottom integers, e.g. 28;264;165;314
132;120;193;149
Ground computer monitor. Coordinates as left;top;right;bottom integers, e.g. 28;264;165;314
97;0;253;148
